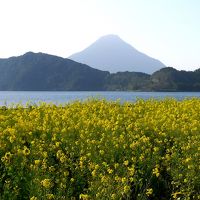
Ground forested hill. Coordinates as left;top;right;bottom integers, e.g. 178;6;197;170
149;67;200;91
0;52;199;91
0;52;109;91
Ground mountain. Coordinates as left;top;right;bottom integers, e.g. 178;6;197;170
0;52;109;91
149;67;200;91
104;72;150;91
69;35;166;74
0;52;199;91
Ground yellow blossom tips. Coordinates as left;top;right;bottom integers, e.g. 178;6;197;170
23;146;30;156
41;179;53;188
123;160;129;166
146;188;153;196
30;197;38;200
79;194;89;199
46;194;55;199
152;165;160;177
34;160;40;165
99;150;104;155
0;98;200;199
124;185;130;193
5;152;12;160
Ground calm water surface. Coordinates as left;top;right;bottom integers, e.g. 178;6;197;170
0;91;200;106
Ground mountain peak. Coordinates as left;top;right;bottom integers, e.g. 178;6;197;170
69;35;165;74
97;34;122;41
91;34;130;48
23;51;48;57
24;51;35;55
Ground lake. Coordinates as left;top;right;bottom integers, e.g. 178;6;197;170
0;91;200;106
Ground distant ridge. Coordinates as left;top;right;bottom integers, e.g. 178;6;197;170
0;52;108;91
0;52;199;91
69;34;166;74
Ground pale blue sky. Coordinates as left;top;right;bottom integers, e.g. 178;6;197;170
0;0;200;70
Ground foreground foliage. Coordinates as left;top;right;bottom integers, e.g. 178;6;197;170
0;99;200;199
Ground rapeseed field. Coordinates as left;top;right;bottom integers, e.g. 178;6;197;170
0;99;199;199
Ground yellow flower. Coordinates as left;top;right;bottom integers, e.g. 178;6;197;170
128;167;135;176
55;142;60;147
152;165;160;177
30;197;38;200
107;168;113;174
34;160;40;165
9;136;16;143
185;157;191;163
146;188;153;196
4;152;12;160
111;194;116;199
79;194;89;200
46;194;55;199
172;191;182;199
124;185;130;193
92;170;96;177
101;176;107;183
49;166;55;172
95;164;99;170
153;147;159;152
23;147;30;156
99;150;104;155
64;171;69;176
115;176;120;181
123;160;129;166
70;178;75;182
43;151;48;158
60;156;66;163
41;179;53;188
114;163;119;169
121;177;127;183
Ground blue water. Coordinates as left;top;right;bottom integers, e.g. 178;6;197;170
0;91;200;106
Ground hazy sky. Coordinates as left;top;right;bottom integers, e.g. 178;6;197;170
0;0;200;70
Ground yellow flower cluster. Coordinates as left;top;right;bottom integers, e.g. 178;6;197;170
41;179;53;188
0;98;199;199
